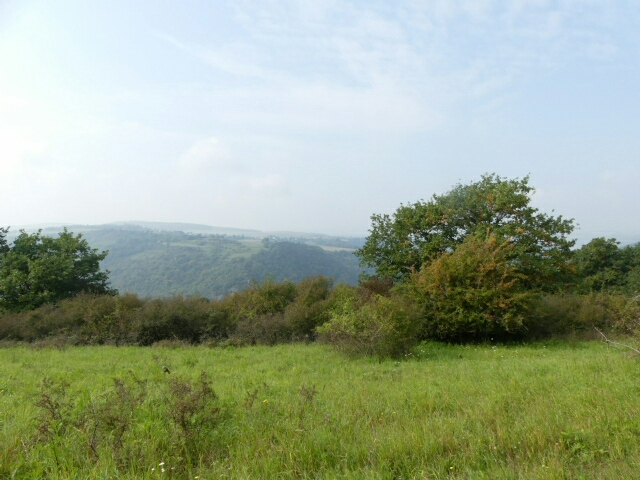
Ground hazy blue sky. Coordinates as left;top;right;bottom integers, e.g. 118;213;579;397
1;1;639;241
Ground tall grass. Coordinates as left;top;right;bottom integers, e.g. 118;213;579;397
2;341;640;478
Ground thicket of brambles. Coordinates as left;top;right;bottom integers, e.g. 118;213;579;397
1;174;639;356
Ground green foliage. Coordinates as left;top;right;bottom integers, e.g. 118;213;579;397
617;243;640;294
402;234;534;341
317;294;419;358
230;313;294;345
602;294;640;335
525;293;640;338
526;294;617;337
225;278;299;345
136;296;213;345
571;238;640;294
0;269;636;350
226;278;297;321
284;276;334;338
356;174;575;290
573;237;627;292
0;226;9;255
0;277;341;346
0;228;115;313
627;265;640;295
358;275;395;298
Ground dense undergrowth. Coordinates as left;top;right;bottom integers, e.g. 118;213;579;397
1;274;639;358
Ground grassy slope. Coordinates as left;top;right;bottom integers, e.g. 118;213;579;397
2;341;640;478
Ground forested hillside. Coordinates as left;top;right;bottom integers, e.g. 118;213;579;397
73;227;364;298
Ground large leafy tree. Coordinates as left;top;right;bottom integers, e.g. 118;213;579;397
355;174;575;290
0;228;116;312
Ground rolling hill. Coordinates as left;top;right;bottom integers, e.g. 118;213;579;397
15;223;367;298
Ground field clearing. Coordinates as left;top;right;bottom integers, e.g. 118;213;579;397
316;245;357;252
2;341;640;479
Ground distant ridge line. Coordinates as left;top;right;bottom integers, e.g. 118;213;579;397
6;221;368;241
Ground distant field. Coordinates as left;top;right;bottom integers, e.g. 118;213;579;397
2;341;640;479
316;245;357;252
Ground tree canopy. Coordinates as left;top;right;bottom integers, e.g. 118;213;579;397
355;174;575;290
403;233;533;340
573;237;640;294
0;228;116;312
0;227;9;255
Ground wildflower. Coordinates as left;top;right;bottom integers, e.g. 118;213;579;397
159;462;165;466
263;399;268;403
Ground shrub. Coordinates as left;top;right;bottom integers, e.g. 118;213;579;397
225;278;297;324
136;296;211;345
526;294;614;337
525;293;640;338
70;293;130;344
109;293;145;344
0;303;80;342
403;234;534;341
201;301;233;341
358;276;394;299
626;268;640;295
284;276;334;338
0;293;145;344
317;294;419;358
232;313;294;345
606;294;640;335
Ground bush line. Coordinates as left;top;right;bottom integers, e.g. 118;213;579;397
1;275;639;357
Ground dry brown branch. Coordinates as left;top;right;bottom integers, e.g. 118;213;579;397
594;326;640;355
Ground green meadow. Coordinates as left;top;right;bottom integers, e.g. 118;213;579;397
2;341;640;479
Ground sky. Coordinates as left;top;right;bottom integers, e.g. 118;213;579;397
1;1;639;242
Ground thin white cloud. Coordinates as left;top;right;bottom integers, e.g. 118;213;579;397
160;34;268;79
157;0;628;140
